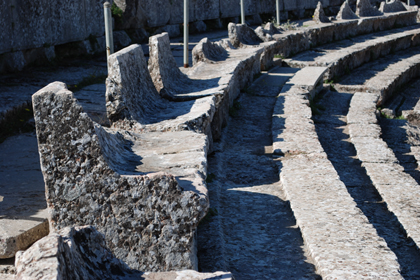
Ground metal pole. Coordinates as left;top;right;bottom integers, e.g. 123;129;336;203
104;2;114;58
240;0;245;24
276;0;280;26
183;0;189;68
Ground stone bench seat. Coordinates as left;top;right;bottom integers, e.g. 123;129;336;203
106;44;216;139
32;81;209;272
285;24;420;80
348;91;420;250
335;45;420;105
272;67;402;279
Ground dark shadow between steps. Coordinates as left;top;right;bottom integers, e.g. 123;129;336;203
314;90;420;277
379;117;420;184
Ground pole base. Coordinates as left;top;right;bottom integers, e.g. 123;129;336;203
184;64;189;68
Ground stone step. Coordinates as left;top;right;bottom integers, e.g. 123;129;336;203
273;67;403;279
348;91;420;250
335;45;420;106
285;25;420;81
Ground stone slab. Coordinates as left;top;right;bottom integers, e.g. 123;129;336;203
0;133;49;259
351;136;399;163
280;154;402;279
286;67;328;93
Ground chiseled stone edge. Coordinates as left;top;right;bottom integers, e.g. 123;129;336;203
348;91;420;251
287;25;420;80
272;68;402;279
32;82;205;272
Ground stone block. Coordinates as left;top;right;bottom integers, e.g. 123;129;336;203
114;0;147;29
50;0;87;45
313;1;331;23
32;82;206;271
12;0;53;50
337;1;359;20
83;0;105;36
192;38;228;65
0;3;13;53
141;0;171;27
194;0;219;21
356;0;383;17
228;23;262;48
191;20;207;33
379;0;407;13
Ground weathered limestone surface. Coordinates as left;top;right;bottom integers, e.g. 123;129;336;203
192;38;228;66
337;1;359;20
32;82;207;271
348;92;420;250
15;225;235;280
228;23;263;48
335;46;420;105
105;44;216;137
313;1;331;24
286;25;420;80
379;0;407;13
272;68;402;279
356;0;383;17
148;33;224;102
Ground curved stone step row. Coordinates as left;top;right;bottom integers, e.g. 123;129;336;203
227;9;417;72
334;45;420;106
348;91;420;250
272;67;403;279
285;24;420;80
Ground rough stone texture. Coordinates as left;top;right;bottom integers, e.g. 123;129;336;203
114;0;147;29
191;21;207;33
337;1;359;20
106;44;216;136
254;26;274;42
272;68;402;279
161;25;181;38
313;1;331;24
147;33;224;119
348;91;420;251
379;0;407;13
356;0;383;16
192;38;228;66
15;226;235;280
228;23;262;48
15;226;144;279
264;22;279;35
32;82;206;272
113;31;132;51
286;25;420;80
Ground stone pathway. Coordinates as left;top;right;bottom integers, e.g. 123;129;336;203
313;89;420;278
198;67;320;279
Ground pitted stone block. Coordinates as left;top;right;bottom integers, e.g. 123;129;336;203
32;82;208;271
379;0;407;13
356;0;383;17
228;23;262;48
313;1;331;24
337;1;359;20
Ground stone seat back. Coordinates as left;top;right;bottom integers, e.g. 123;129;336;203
148;33;226;101
105;44;216;137
32;81;208;272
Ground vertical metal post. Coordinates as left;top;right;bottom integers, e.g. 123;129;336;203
183;0;189;68
276;0;280;26
240;0;245;24
104;2;114;58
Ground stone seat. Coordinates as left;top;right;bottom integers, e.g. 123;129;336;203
106;44;216;138
148;33;227;101
271;67;402;278
335;45;420;105
285;24;420;79
348;91;420;251
32;81;209;272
